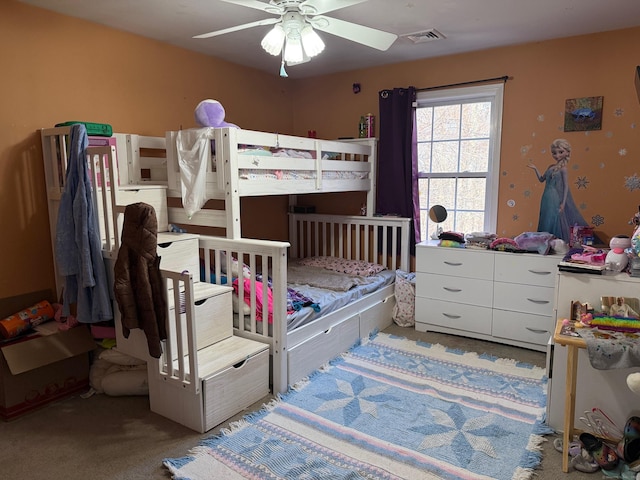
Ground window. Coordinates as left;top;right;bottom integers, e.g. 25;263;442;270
416;83;503;241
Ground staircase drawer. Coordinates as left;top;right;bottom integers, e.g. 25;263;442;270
167;288;232;354
118;186;168;232
157;236;200;275
203;348;269;430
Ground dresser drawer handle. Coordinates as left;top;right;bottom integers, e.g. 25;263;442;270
443;287;462;292
528;269;551;275
527;298;549;305
442;313;461;319
444;261;463;267
525;327;548;334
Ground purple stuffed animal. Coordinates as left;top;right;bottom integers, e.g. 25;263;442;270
194;99;239;128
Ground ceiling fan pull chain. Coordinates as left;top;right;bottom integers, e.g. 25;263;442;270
280;60;288;78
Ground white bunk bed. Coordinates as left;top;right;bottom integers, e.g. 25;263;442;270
41;125;410;397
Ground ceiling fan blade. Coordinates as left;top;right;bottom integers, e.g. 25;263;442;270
310;15;397;51
193;18;279;39
300;0;367;15
219;0;284;15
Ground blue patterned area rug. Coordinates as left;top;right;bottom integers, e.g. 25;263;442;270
164;332;551;480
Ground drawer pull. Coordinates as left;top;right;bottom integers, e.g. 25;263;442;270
526;298;549;305
444;261;463;267
442;313;461;319
443;287;462;292
158;242;173;248
525;327;548;334
528;269;551;275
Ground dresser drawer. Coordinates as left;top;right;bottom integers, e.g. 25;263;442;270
415;297;492;335
492;309;554;346
416;246;493;280
494;253;559;287
493;282;555;315
416;273;493;307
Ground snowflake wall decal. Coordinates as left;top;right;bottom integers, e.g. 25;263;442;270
615;108;624;117
524;190;531;198
619;148;627;156
625;174;640;192
575;176;589;189
580;202;587;210
592;215;604;227
512;214;519;221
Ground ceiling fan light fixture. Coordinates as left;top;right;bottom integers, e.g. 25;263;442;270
261;24;285;56
300;25;324;57
284;36;304;63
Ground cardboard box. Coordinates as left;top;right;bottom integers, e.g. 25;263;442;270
0;324;96;420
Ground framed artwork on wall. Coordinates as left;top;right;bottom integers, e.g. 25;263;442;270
564;96;603;132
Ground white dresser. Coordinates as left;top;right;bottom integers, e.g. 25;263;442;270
415;241;561;351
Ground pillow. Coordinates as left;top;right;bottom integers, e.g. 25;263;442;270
100;347;146;366
101;367;149;396
392;270;416;327
297;256;386;277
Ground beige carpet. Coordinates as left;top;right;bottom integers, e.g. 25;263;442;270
0;325;587;480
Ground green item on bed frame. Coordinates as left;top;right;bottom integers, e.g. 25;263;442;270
55;121;113;137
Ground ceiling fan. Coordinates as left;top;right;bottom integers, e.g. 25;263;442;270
194;0;398;75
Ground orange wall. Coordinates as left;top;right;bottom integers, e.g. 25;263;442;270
0;1;294;300
2;0;640;302
290;28;640;244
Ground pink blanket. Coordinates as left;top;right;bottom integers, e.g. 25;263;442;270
233;278;273;324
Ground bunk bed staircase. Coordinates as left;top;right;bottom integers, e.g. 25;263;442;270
40;127;269;433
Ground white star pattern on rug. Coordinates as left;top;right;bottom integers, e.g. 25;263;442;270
411;403;513;467
315;376;396;424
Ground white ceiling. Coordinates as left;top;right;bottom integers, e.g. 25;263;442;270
19;0;640;79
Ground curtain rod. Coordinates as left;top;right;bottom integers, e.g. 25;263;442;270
417;75;510;92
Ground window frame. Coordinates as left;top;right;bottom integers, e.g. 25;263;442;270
415;83;504;236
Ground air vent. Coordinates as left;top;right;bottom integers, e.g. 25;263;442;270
403;29;445;44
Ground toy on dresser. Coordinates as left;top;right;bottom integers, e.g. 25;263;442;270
606;235;632;272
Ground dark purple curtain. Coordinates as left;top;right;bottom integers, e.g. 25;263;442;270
377;87;419;254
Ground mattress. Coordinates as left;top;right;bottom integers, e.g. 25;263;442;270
233;267;395;334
